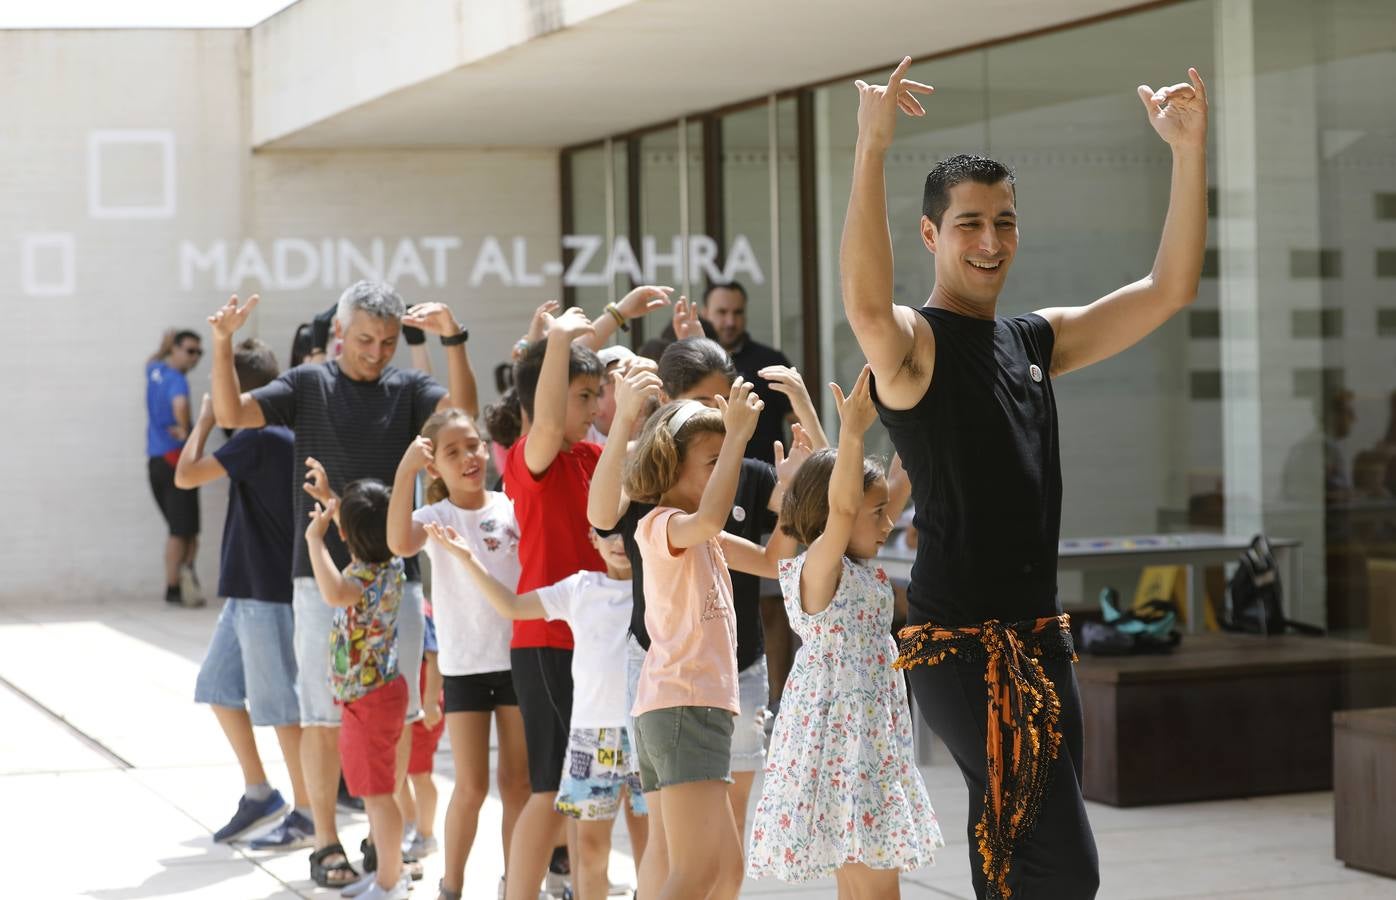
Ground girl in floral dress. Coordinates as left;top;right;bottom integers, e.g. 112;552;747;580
747;365;943;896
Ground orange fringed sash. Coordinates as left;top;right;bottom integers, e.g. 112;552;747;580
895;614;1076;900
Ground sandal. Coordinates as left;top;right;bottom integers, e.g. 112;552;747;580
309;843;358;888
360;838;422;881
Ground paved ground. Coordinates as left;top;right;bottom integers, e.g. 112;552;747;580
2;596;1393;899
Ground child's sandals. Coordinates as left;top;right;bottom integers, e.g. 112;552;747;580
309;842;358;888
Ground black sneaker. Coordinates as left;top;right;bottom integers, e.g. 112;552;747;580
165;585;183;605
337;776;365;812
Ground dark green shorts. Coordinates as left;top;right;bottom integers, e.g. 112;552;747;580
634;705;735;793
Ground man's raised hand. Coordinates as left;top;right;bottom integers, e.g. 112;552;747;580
402;301;460;336
208;294;258;341
1138;68;1208;150
854;57;933;152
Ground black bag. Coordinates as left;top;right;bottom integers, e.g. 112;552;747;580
1224;534;1323;636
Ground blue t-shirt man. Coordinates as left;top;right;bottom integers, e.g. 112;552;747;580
146;360;190;458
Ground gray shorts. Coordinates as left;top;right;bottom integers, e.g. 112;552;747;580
292;577;424;727
634;705;734;793
730;658;770;773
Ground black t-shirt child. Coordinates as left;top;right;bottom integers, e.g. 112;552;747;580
873;307;1062;628
213;425;295;603
252;361;445;581
599;458;778;672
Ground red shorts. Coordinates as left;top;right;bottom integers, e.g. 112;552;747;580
339;676;408;797
409;664;445;776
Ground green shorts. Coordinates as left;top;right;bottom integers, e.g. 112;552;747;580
633;705;735;793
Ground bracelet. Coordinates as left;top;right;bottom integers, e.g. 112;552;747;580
514;338;530;352
604;303;629;332
440;326;469;347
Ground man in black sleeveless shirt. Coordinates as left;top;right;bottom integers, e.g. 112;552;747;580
842;58;1208;899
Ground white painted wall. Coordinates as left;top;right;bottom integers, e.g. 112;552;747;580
0;30;561;603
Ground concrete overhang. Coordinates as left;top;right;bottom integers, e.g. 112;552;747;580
251;0;1146;150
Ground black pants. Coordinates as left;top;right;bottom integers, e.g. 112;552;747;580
910;656;1099;899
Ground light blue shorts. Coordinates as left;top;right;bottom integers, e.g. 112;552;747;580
730;657;770;773
194;598;299;727
292;577;424;728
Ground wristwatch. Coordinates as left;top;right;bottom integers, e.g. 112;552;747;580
440;326;469;347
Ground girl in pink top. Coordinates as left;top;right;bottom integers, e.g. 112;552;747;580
623;380;796;900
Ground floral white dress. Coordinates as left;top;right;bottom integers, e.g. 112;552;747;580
747;553;943;881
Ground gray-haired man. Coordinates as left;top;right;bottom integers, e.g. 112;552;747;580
209;282;478;888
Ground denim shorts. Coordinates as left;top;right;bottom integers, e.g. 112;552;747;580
194;598;299;727
633;705;734;793
293;577;424;727
731;657;770;773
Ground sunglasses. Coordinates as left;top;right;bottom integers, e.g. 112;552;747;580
183;346;204;357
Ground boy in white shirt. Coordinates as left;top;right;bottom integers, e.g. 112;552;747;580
425;523;647;900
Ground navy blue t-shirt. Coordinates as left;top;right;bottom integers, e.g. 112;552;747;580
213;426;295;603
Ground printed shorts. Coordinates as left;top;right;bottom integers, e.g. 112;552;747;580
554;726;647;821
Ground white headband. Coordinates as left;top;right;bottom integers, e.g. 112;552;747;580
666;400;706;436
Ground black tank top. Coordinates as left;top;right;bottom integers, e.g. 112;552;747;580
873;306;1062;627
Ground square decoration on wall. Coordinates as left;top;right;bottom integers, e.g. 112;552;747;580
87;129;176;220
20;233;76;297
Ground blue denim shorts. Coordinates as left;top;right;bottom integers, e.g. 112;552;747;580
194;598;299;727
292;577;424;727
730;657;771;773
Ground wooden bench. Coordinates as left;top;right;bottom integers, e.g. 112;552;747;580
1334;707;1396;878
1075;633;1396;806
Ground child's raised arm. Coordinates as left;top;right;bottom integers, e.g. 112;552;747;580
580;285;672;350
721;438;807;578
588;365;662;530
756;365;832;451
424;522;547;620
305;500;361;608
174;394;228;489
666;379;764;550
801;365;877;615
388;436;433;557
524;307;594;477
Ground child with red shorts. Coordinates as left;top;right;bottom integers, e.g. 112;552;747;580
399;603;445;858
306;480;410;900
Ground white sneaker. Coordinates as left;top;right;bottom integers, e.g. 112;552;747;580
179;564;206;607
358;876;411;900
340;871;378;898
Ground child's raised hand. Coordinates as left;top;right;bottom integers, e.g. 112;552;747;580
425;522;476;564
715;377;764;443
774;422;814;486
401;435;435;472
549;306;595;343
616;285;673;320
303;456;335;507
305;499;337;541
831;364;877;436
671;296;704;340
614;367;662;422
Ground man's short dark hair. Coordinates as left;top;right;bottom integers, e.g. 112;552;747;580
702;281;748;305
234;338;279;392
173;330;201;346
512;339;603;420
922;154;1016;227
339;479;393;564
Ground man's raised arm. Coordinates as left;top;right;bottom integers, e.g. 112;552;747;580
1037;69;1209;377
403;301;479;417
207;294;267;429
841;57;933;406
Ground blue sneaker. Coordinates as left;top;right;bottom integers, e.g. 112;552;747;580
248;809;315;850
213;790;287;843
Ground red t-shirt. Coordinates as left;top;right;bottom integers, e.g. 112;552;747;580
503;435;605;649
